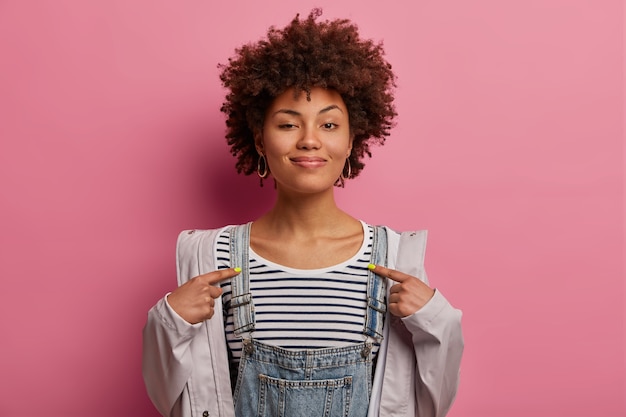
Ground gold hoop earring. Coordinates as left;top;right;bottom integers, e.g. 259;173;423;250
257;154;269;179
341;158;351;180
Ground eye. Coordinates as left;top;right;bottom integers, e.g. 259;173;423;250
322;123;338;130
278;123;297;129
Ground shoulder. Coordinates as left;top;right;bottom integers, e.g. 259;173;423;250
364;223;428;253
176;226;230;251
175;226;236;281
366;224;429;279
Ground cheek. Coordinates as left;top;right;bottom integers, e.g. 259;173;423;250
260;131;285;154
331;140;352;158
264;143;288;160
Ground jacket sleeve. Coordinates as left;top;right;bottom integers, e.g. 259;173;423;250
142;296;204;416
401;290;464;417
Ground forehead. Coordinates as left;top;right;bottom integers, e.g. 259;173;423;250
267;87;347;114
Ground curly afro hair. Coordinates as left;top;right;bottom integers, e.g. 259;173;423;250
218;8;397;182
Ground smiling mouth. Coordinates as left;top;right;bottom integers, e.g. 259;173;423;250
290;157;327;168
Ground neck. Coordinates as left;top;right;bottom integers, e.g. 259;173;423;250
255;187;355;238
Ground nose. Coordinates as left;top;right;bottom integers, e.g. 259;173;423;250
296;126;321;150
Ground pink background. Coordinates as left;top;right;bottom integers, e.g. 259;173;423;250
0;1;623;416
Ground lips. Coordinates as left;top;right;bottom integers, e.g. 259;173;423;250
290;156;327;168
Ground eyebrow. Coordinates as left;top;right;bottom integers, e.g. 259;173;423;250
271;105;344;117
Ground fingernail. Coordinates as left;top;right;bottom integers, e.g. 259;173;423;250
234;267;242;273
367;263;376;270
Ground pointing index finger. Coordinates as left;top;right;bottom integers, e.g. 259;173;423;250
367;264;410;283
202;267;242;285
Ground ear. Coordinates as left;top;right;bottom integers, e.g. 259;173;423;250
346;134;354;157
254;130;264;154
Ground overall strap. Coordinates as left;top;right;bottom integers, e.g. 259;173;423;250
229;222;255;337
364;225;388;340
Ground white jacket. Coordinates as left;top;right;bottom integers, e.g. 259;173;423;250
143;226;464;417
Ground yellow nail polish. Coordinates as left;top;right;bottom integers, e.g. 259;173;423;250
234;267;242;273
367;263;376;270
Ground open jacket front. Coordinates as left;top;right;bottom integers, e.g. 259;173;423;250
142;226;464;417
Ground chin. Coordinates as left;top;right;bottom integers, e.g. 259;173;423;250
276;179;338;195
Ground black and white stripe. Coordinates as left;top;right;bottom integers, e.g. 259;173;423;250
216;222;380;364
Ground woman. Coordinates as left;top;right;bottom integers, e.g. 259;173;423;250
143;10;463;417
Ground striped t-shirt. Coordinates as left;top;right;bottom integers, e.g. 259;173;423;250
216;221;381;364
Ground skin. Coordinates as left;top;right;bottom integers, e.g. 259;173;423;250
250;87;362;269
167;268;241;324
368;264;434;318
167;86;434;324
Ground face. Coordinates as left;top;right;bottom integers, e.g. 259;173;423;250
257;87;352;195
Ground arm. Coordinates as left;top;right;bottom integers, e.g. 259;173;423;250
401;290;464;417
142;297;204;416
370;258;463;416
142;229;240;416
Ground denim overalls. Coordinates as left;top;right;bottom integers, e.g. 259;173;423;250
227;223;388;417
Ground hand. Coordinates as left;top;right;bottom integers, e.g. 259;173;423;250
368;264;435;317
167;268;241;324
